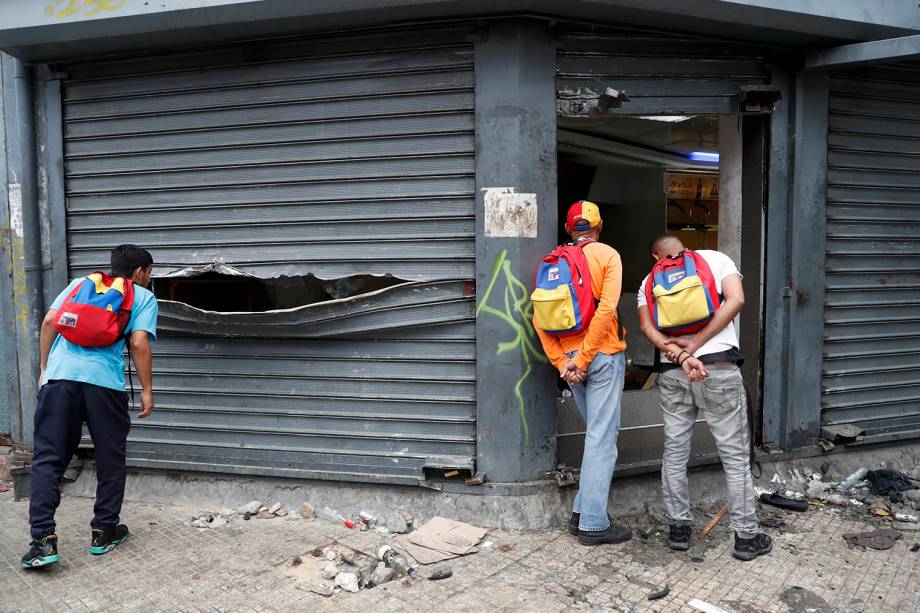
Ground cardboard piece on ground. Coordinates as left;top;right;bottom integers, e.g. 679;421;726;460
396;516;487;564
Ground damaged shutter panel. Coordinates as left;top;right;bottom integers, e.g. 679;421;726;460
131;281;477;485
556;26;771;116
823;63;920;445
58;25;477;485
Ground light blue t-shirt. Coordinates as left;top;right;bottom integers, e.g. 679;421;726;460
43;278;158;391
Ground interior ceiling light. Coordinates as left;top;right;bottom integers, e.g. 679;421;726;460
688;151;720;163
637;115;693;122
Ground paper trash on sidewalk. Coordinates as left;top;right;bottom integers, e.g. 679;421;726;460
395;516;487;564
688;599;729;613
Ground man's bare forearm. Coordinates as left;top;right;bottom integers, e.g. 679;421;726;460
638;306;686;362
130;336;153;392
39;310;59;372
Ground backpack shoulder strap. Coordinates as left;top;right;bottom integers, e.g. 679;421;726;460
567;237;596;249
684;250;721;306
63;277;89;302
120;278;136;312
644;258;666;305
683;249;711;274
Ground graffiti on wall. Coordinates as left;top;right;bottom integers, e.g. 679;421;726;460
476;249;546;444
46;0;125;21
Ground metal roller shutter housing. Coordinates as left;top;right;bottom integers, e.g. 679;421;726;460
556;25;771;115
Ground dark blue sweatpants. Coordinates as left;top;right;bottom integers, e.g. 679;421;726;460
29;379;131;540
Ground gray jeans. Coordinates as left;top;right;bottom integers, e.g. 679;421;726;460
657;364;758;538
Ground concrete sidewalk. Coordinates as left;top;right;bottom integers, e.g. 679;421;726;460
1;486;919;612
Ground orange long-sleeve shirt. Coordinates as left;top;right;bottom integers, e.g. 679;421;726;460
533;242;627;373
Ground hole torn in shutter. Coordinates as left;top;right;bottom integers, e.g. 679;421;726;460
153;262;475;338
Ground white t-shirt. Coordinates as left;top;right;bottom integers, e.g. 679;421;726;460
636;250;741;362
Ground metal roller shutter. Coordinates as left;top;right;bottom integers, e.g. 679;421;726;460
556;25;771;115
62;26;475;280
57;25;477;484
823;63;920;444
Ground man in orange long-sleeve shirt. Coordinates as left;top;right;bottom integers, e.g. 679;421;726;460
534;201;632;546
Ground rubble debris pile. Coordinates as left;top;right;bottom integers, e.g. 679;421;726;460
753;465;920;537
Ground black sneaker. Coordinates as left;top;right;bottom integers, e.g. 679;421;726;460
733;532;773;561
91;524;129;555
22;534;60;568
668;524;692;550
578;524;633;546
568;512;613;536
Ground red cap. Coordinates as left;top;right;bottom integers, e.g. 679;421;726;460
565;200;602;232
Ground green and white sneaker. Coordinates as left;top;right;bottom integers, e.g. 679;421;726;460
90;524;129;555
22;534;60;568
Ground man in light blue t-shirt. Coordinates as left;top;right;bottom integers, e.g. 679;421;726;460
22;245;158;569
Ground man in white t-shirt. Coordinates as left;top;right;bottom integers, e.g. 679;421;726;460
637;235;772;562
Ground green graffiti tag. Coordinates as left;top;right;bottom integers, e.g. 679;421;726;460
476;249;546;444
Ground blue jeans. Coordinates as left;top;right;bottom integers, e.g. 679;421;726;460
568;351;626;531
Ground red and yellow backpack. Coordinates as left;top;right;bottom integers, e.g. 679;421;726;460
54;272;135;347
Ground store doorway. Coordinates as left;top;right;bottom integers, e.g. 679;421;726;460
555;114;767;472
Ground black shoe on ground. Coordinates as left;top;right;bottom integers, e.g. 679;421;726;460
668;524;692;551
22;534;60;568
91;524;129;555
568;512;614;536
733;532;772;561
578;524;633;546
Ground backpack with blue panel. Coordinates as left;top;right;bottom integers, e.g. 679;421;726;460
54;272;136;347
531;237;596;336
644;249;721;335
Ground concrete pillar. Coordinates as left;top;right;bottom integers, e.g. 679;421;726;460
783;71;829;447
718;115;743;266
474;20;558;482
2;53;43;446
761;69;829;450
0;54;18;442
761;66;794;450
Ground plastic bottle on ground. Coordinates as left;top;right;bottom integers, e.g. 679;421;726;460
841;467;869;490
317;507;346;525
376;545;418;578
822;493;849;507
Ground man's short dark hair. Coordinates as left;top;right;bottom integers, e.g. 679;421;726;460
110;244;153;278
650;234;683;255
